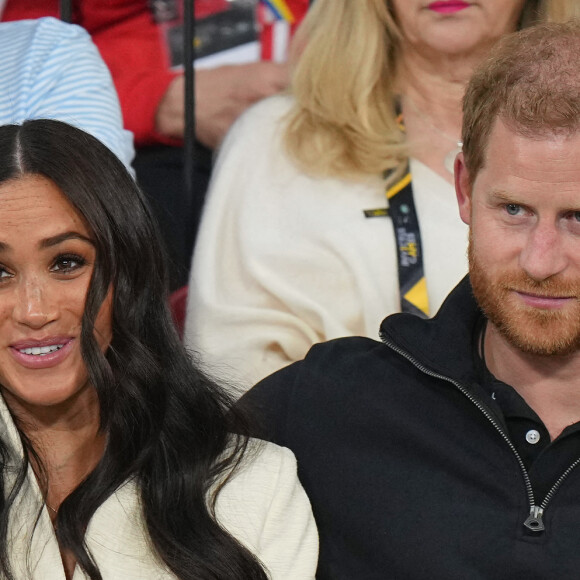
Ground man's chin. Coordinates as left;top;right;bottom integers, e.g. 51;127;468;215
492;309;580;357
469;235;580;357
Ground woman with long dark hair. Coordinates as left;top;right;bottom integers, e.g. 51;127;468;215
0;119;317;579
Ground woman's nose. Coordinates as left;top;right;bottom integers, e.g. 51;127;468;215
12;277;57;329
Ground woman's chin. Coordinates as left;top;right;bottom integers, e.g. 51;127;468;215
0;378;93;416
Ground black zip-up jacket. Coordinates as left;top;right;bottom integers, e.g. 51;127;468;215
242;276;580;579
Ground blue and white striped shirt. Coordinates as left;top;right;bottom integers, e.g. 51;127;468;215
0;17;134;170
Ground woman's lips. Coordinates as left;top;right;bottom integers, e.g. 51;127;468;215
427;1;471;14
9;338;75;370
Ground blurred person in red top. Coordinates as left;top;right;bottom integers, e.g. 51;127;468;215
1;0;308;149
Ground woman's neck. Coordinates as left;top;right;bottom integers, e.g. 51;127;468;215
5;385;105;507
396;49;476;183
398;38;495;90
401;72;465;130
4;387;105;580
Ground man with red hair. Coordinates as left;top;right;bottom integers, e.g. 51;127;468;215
242;21;580;579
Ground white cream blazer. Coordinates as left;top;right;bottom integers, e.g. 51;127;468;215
0;402;318;579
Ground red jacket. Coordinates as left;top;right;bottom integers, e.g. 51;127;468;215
2;0;307;146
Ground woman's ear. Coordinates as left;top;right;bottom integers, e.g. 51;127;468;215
454;152;472;225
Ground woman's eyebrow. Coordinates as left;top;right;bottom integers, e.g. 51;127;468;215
0;232;94;253
39;231;95;249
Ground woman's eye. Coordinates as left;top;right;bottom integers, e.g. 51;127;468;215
0;267;12;280
573;211;580;222
50;255;85;273
505;204;522;216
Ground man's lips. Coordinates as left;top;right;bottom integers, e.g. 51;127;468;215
9;337;75;370
427;1;471;14
513;290;576;309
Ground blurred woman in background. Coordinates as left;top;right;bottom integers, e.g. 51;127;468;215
185;0;576;387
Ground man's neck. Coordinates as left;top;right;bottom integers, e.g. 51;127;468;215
484;324;580;441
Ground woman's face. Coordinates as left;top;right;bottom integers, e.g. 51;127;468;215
391;0;527;58
0;175;112;413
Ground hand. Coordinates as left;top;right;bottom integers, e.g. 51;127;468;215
155;61;289;149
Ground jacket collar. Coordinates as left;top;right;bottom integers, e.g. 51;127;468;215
0;393;27;467
379;275;483;385
0;394;153;579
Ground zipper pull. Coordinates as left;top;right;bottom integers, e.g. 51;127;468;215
524;506;545;532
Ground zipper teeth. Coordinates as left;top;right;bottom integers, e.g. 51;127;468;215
380;333;580;517
540;457;580;509
379;335;536;500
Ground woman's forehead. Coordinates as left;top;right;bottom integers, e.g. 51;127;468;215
0;175;91;247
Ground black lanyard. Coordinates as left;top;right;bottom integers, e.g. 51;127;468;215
385;168;429;317
363;108;430;317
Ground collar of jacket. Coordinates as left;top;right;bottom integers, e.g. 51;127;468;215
379;275;483;386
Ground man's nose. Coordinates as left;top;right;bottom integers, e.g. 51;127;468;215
519;221;568;282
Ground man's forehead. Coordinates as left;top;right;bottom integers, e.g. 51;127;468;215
486;117;580;151
473;119;580;197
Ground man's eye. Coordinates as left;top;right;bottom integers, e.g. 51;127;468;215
0;268;11;279
50;255;85;273
574;211;580;222
505;204;522;216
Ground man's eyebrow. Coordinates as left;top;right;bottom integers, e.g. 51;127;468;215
487;189;519;203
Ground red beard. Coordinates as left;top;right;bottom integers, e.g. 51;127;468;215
469;236;580;356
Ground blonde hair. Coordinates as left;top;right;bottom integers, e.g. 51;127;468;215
284;0;554;181
545;0;580;21
284;0;406;181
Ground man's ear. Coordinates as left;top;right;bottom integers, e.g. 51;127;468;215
455;152;472;225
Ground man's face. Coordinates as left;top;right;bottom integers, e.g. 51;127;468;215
455;119;580;356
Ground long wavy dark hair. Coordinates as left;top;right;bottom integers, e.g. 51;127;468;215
0;119;268;579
